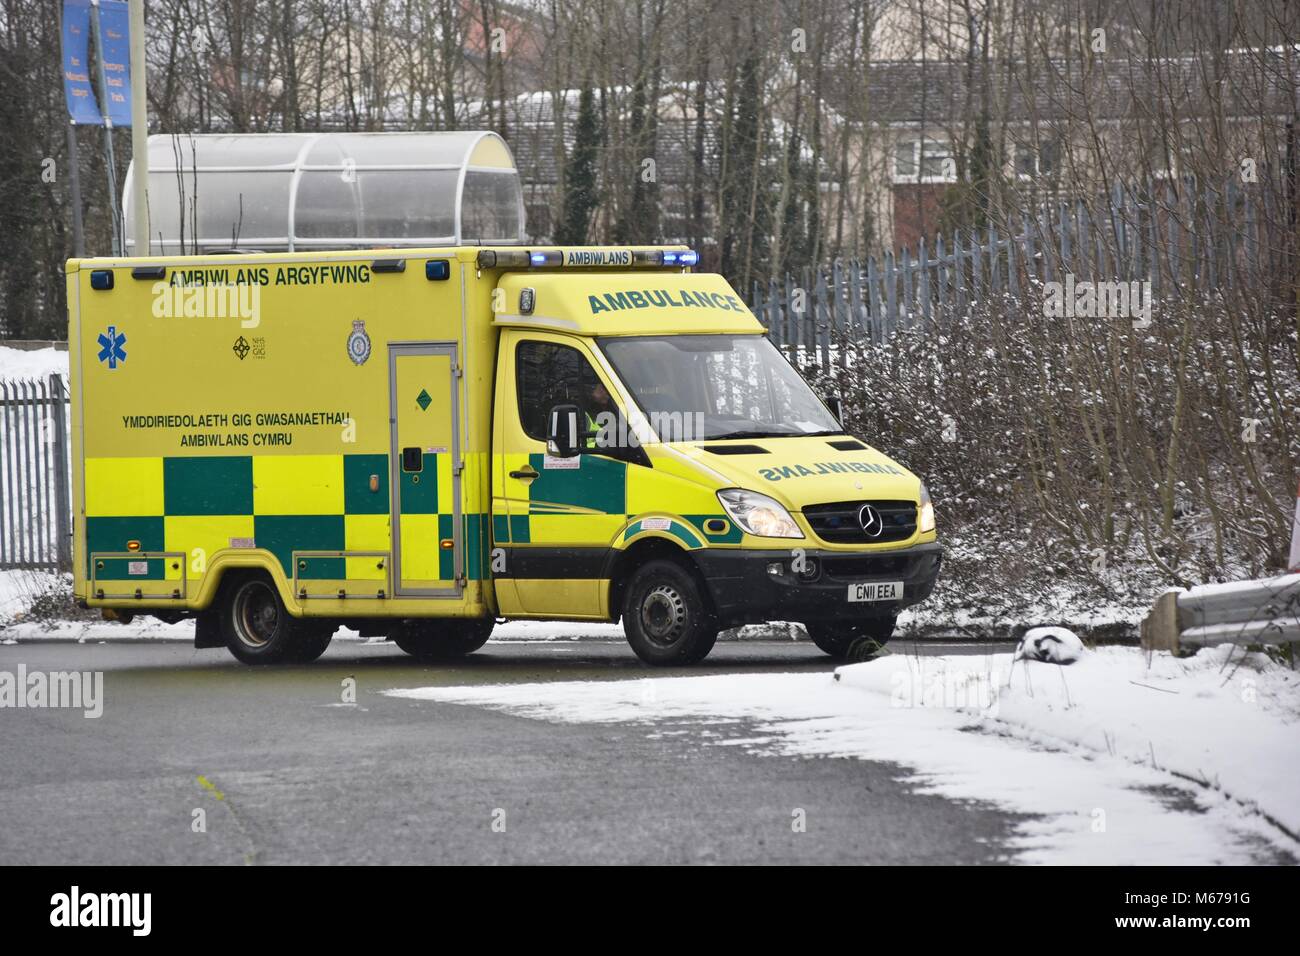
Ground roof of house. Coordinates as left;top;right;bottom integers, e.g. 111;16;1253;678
855;49;1300;126
488;86;832;191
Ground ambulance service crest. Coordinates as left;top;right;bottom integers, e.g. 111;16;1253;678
347;319;371;365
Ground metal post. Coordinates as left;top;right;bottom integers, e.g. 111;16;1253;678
66;124;86;257
0;382;9;567
50;374;73;570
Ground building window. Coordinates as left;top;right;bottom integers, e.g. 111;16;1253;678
893;138;954;184
1013;138;1061;180
1150;141;1195;181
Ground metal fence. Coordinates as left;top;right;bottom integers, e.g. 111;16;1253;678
753;176;1291;361
0;375;72;570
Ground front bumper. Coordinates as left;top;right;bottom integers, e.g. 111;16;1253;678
693;541;942;628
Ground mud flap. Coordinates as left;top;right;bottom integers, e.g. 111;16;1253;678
194;610;223;648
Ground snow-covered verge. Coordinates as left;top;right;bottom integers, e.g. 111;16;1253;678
0;570;94;630
385;646;1300;864
898;529;1175;639
0;344;68;382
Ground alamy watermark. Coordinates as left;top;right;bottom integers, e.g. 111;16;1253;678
890;666;1003;715
151;281;261;328
50;886;150;936
1043;274;1152;328
0;665;103;718
588;409;706;448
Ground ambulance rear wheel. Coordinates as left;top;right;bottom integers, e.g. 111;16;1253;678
623;560;718;666
392;619;494;661
221;575;324;665
806;615;896;661
287;627;334;663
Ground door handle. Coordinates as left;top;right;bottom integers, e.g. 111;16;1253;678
509;467;539;480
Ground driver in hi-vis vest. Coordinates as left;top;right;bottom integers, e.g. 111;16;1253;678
584;379;615;448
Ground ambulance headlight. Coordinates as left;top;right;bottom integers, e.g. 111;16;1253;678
717;489;803;539
919;483;936;534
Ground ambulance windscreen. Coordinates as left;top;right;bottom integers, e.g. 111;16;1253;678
599;335;841;442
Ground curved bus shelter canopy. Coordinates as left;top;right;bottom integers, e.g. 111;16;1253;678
124;131;524;254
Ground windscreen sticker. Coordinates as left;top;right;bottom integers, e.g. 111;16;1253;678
542;454;580;470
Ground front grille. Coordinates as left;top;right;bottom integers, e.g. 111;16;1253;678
803;499;917;544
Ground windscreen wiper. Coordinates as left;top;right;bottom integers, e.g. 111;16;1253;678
707;429;799;441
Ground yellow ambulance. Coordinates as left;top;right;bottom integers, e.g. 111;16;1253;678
69;184;940;667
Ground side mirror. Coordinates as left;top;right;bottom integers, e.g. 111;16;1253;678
547;403;583;457
826;394;845;426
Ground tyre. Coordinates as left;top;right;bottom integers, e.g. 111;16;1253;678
221;574;330;665
805;615;896;661
391;618;494;662
622;559;718;666
287;627;335;663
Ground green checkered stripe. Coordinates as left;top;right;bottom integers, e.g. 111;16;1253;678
86;454;490;582
490;453;742;548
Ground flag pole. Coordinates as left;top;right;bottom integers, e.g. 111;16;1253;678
66;123;86;258
128;0;148;257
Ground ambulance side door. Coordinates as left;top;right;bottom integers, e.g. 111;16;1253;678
388;342;461;598
491;330;629;618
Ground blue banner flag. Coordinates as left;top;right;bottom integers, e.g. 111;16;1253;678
94;0;133;127
61;0;103;125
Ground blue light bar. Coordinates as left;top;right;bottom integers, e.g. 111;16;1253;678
679;250;699;266
529;250;563;267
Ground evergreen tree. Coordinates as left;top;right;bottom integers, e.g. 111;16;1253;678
555;84;601;245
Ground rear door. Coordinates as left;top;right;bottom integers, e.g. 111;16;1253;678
389;343;461;597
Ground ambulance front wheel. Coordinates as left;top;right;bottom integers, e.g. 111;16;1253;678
221;574;333;665
392;619;494;661
622;560;719;666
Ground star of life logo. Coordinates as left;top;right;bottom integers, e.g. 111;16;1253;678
97;326;127;369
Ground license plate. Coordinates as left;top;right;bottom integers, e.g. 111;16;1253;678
847;581;903;602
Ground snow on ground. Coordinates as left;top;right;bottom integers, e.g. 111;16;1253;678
385;646;1300;864
0;345;69;382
